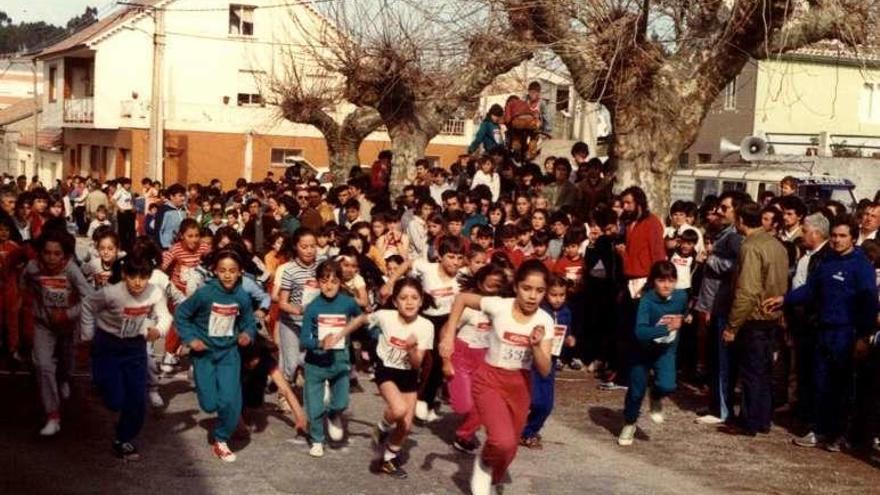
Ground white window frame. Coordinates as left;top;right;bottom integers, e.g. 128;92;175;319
229;4;256;36
723;77;737;111
270;148;303;167
440;117;466;136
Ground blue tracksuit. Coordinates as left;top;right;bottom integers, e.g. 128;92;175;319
175;278;257;442
522;303;572;439
785;248;878;438
300;292;362;444
624;289;688;424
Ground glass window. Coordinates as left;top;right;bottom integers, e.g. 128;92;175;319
229;5;255;36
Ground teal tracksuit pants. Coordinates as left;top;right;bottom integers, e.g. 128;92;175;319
192;346;242;442
304;357;350;444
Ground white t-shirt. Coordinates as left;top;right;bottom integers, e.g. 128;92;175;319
113;187;133;211
370;309;434;370
670;252;693;290
411;258;459;317
456;307;492;349
480;296;554;370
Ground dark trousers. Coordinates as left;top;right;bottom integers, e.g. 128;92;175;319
583;278;616;364
522;365;555;438
814;327;857;439
736;321;776;433
117;210;136;253
793;317;818;428
418;314;448;410
74;206;87;235
91;330;148;443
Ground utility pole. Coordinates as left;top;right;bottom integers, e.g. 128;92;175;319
32;58;39;179
147;6;165;182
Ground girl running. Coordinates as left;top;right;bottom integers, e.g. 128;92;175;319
82;227;121;289
440;263;510;454
617;261;686;446
440;259;554;495
174;249;258;462
278;228;319;384
81;255;172;460
23;228;95;436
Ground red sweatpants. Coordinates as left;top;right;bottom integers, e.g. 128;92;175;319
472;362;531;484
449;339;487;440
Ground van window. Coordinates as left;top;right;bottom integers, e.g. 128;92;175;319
695;179;719;202
757;182;778;196
722;181;746;193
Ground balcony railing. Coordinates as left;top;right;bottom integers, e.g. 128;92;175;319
63;97;94;123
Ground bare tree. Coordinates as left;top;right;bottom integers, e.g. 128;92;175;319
502;0;880;209
269;61;382;183
296;0;533;196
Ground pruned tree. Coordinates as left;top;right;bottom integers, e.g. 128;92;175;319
297;0;533;196
501;0;880;209
269;61;382;184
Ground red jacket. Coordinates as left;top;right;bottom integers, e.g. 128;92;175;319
622;214;666;279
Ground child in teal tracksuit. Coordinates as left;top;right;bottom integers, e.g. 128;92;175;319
618;260;687;446
300;259;363;457
175;250;257;462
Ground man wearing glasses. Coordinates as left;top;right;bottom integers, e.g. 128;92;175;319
695;191;747;426
296;188;323;232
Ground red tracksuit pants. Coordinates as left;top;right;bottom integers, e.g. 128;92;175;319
472;361;531;484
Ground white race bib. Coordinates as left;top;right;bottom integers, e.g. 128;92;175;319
317;314;347;350
39;276;69;308
208;303;238;338
121;305;151;338
383;335;412;369
498;331;532;369
550;324;567;357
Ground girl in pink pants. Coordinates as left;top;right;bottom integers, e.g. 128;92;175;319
443;263;510;454
441;260;554;495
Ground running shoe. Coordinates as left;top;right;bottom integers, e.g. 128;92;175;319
380;458;408;479
113;440;141;461
212;441;237;462
649;398;664;424
327;414;345;442
40;418;61;437
792;431;818;448
520;436;543;449
309;442;324;458
470;456;493;495
618;424;636;446
569;358;584;371
415;400;429;421
453;436;479;454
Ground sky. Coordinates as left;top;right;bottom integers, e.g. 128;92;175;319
3;0;105;27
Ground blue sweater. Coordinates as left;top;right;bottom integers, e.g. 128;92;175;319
635;289;689;344
175;278;257;351
785;248;878;336
301;292;362;358
542;302;572;332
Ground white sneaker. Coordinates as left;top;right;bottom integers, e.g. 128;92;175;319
149;390;165;408
415;400;429;422
212;441;237;462
649;398;664;424
327;414;344;442
309;442;324;458
470;456;493;495
40;418;61;437
425;408;440;423
59;382;71;401
694;414;724;425
618;424;636;446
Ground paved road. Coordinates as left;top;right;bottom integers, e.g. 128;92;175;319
0;368;724;495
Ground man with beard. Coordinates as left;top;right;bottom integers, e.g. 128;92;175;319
601;186;665;390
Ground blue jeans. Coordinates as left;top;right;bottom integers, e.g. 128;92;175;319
624;342;678;424
711;316;737;421
91;330;148;443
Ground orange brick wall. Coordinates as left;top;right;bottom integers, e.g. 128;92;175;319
62;128;466;187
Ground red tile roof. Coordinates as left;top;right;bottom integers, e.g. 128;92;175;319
0;99;38;126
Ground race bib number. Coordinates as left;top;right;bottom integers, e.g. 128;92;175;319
564;266;583;283
498;331;532;369
208;303;238;338
654;314;682;344
302;279;320;309
317;314;347;350
551;324;567;357
39;276;70;309
121;305;151;338
384;335;412;369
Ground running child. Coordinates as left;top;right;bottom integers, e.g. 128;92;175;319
82;227;121;289
278;228;320;384
23;228;95;436
439;259;554;495
520;274;575;448
174;249;258;462
300;259;363;457
80;255;172;460
617;260;686;446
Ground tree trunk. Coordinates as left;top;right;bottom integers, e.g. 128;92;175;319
611;106;694;214
326;134;362;185
387;123;430;198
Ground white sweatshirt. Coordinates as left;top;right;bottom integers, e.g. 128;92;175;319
471;170;501;202
80;282;172;341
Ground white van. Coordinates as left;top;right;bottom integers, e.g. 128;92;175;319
671;166;857;208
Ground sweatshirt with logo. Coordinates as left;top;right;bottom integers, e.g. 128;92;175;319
80;282;172;341
174;278;257;351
